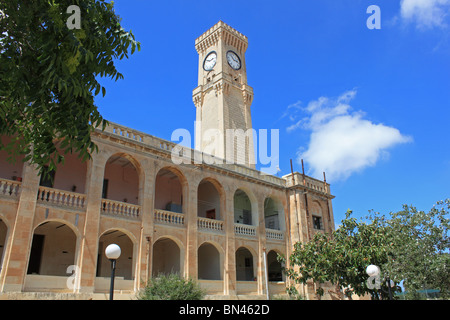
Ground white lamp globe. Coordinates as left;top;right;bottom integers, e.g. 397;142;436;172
366;264;379;277
105;244;121;260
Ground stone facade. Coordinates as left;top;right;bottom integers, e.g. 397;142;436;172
0;21;336;300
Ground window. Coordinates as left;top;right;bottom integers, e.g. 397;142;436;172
312;216;323;230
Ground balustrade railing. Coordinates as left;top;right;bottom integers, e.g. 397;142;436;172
101;199;140;219
234;223;257;237
37;186;86;209
0;179;21;198
197;217;224;232
154;209;185;226
265;228;284;241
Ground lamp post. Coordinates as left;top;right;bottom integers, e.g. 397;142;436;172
105;244;121;300
366;264;394;300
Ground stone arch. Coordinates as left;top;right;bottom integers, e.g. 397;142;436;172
43;151;88;194
154;166;188;214
266;250;284;282
97;229;135;280
233;187;258;226
27;220;78;276
0;216;10;276
197;241;224;280
103;153;141;205
235;246;257;281
152;236;184;276
197;177;226;220
0;135;25;181
263;195;286;231
310;200;325;231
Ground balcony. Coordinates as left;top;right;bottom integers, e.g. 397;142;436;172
154;209;185;226
234;223;257;237
197;217;224;233
0;178;21;200
101;199;140;220
265;228;284;241
37;186;86;210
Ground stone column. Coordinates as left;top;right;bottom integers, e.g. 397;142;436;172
185;178;198;279
136;159;155;288
223;189;236;296
0;162;40;292
77;149;108;293
257;196;268;297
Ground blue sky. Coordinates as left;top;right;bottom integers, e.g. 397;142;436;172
95;0;450;224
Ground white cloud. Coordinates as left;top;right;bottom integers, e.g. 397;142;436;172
286;90;412;182
400;0;450;29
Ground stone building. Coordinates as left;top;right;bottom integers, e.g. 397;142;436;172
0;21;335;299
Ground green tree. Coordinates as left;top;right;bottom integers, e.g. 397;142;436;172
282;210;393;299
283;200;450;300
137;273;205;300
0;0;140;174
384;200;450;299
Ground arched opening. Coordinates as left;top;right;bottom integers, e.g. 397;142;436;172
0;135;24;182
97;230;134;280
267;250;283;282
103;154;139;205
0;136;25;199
0;219;8;271
234;189;253;225
152;237;182;276
197;179;222;220
38;152;88;193
155;168;184;213
27;221;77;276
235;247;255;281
36;151;88;208
198;242;222;280
264;197;285;230
311;201;325;231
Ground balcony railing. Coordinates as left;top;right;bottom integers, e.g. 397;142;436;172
0;178;21;199
37;186;86;210
154;209;185;226
265;228;284;241
234;223;257;237
101;199;140;219
197;217;224;232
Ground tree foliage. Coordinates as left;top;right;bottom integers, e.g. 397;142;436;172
137;274;205;300
282;209;392;299
385;200;450;299
0;0;140;174
282;200;450;300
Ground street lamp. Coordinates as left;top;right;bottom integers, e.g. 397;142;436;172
366;264;379;277
366;264;394;300
105;243;121;300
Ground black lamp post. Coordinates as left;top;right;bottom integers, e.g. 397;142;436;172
105;244;121;301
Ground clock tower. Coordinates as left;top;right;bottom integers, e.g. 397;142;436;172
193;21;255;168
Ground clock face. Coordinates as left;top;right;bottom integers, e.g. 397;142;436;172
203;51;217;71
226;50;241;70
